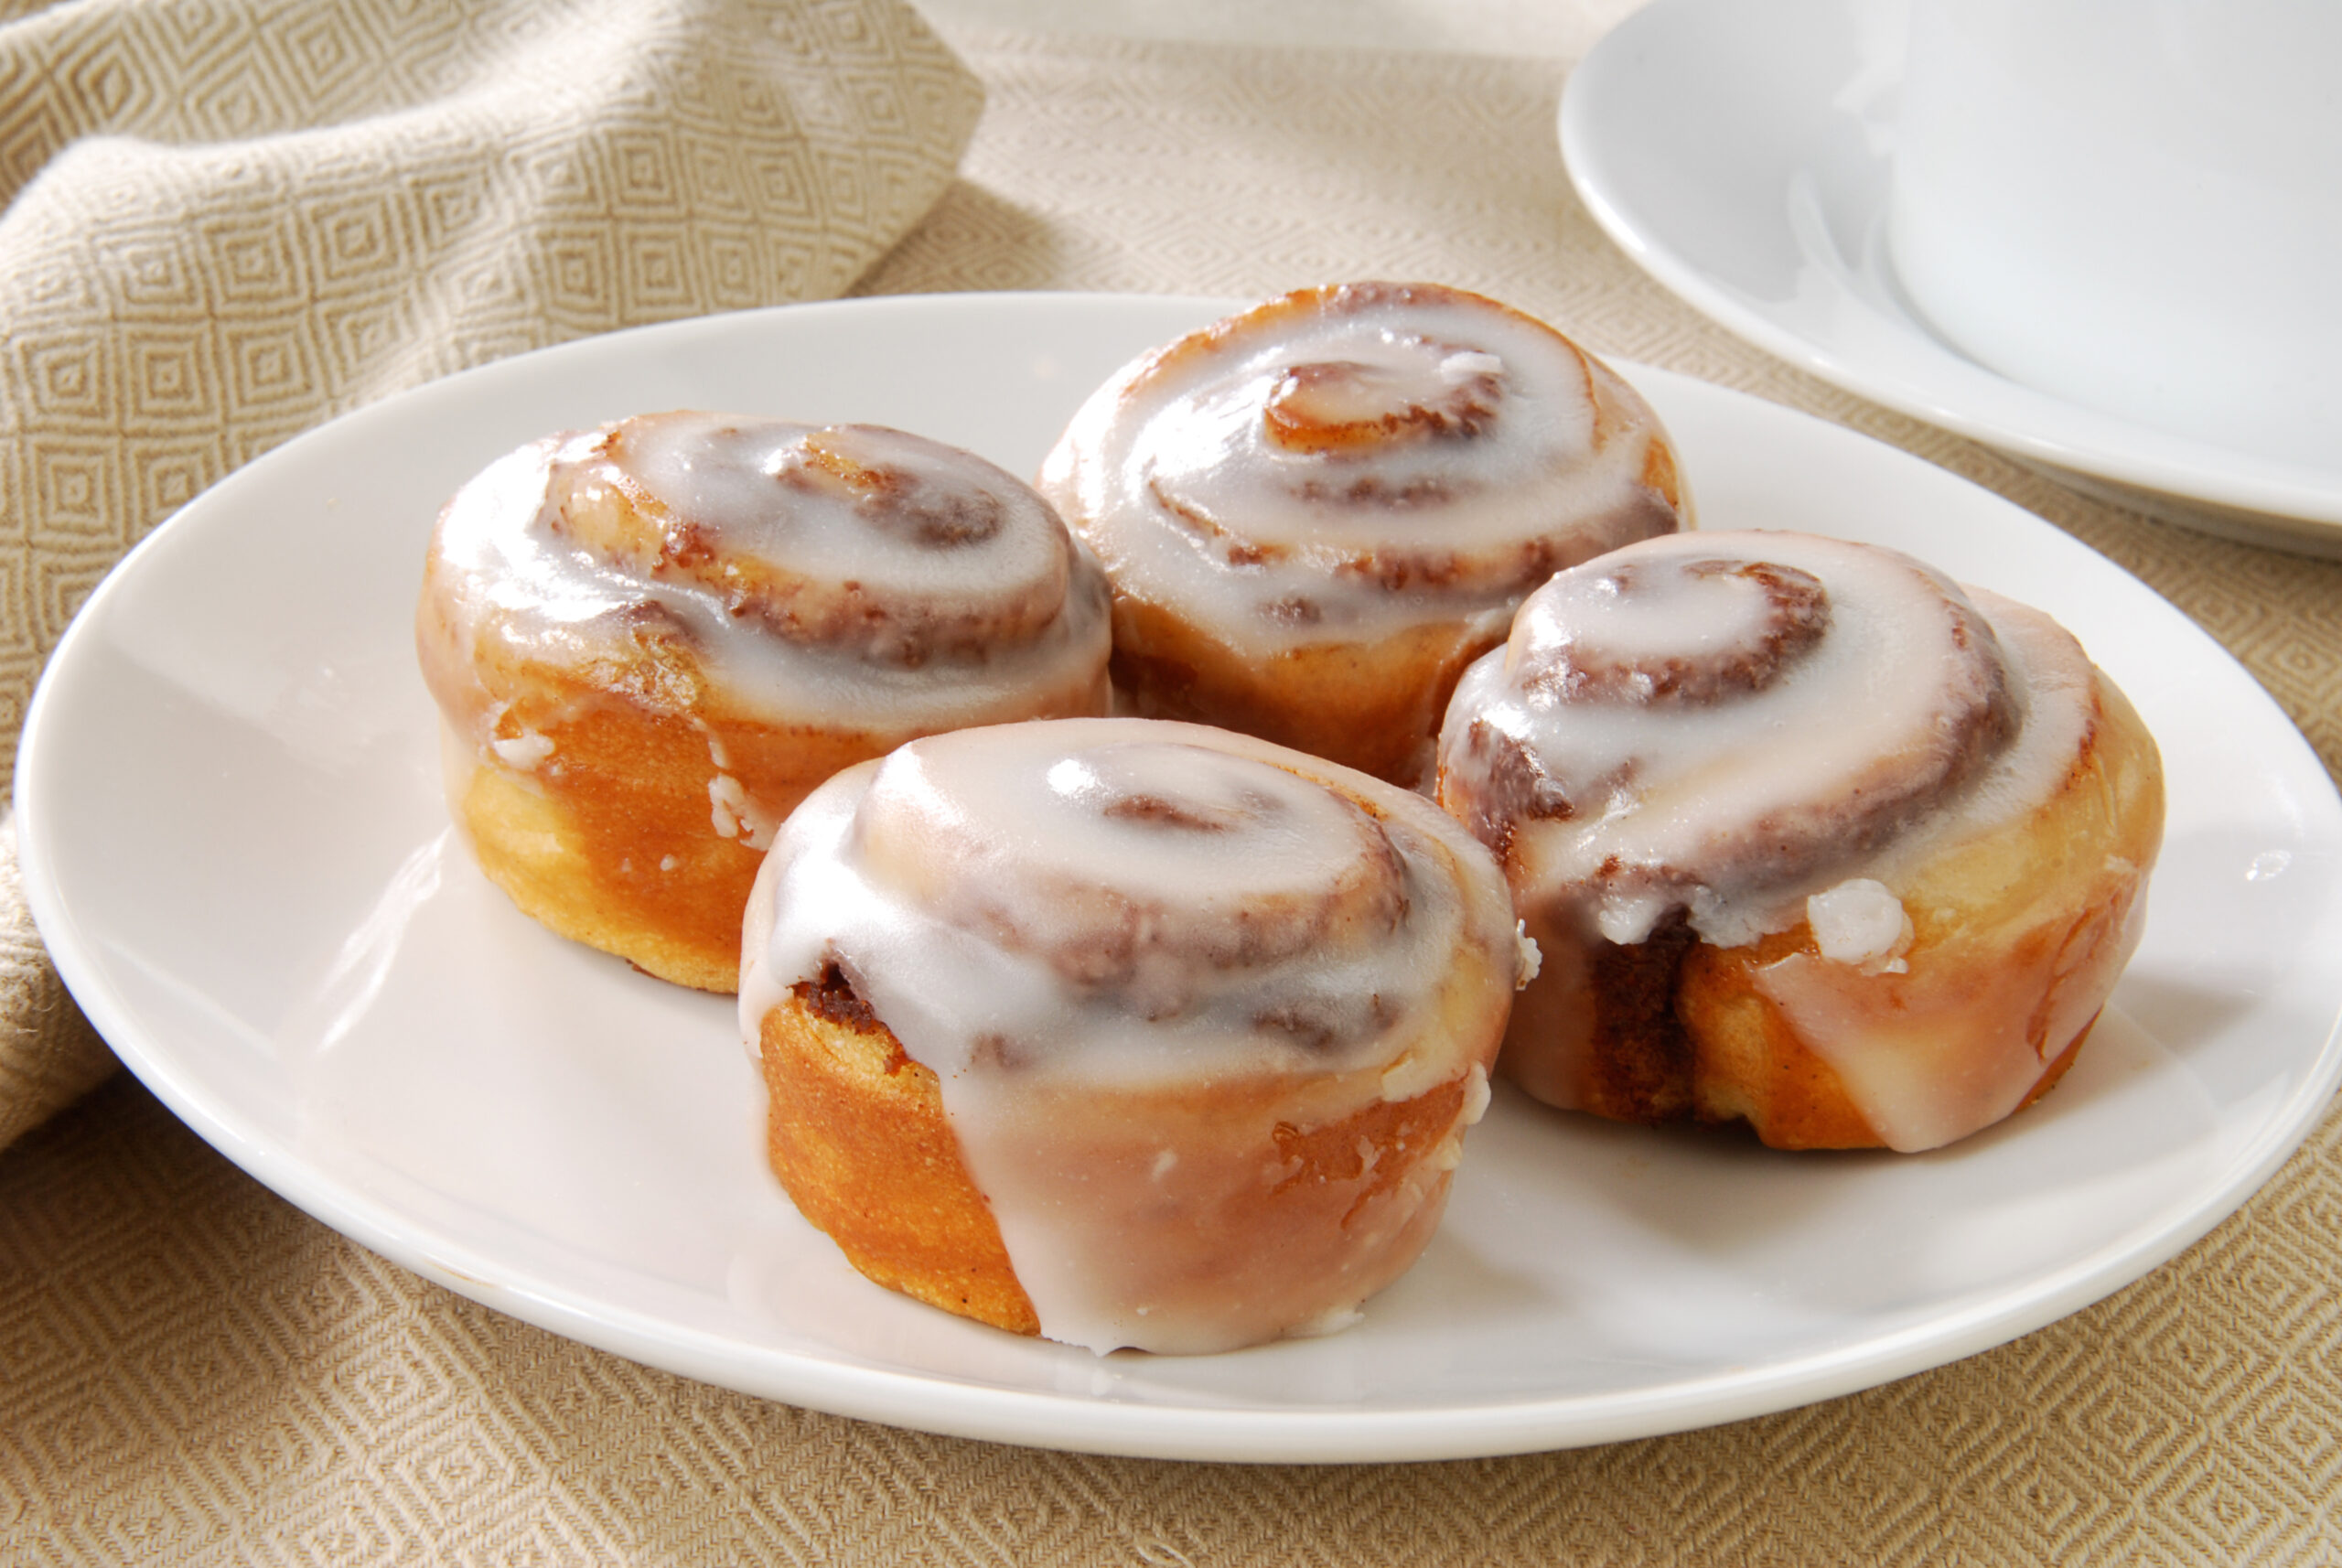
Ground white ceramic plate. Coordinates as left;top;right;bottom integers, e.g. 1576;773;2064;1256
17;293;2342;1463
1560;0;2342;554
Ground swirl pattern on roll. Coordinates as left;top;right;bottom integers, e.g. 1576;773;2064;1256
1437;530;2162;1151
422;413;1112;739
1037;283;1687;784
1043;282;1683;653
742;717;1522;1352
1444;532;2028;950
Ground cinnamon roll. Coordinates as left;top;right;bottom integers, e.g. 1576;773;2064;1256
417;413;1112;993
1435;531;2164;1153
739;717;1525;1353
1037;282;1688;786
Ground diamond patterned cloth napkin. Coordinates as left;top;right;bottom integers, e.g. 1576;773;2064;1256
0;0;982;1148
10;16;2342;1567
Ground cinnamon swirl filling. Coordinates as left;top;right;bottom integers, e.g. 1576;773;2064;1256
1521;558;1831;708
849;735;1413;1009
1045;282;1683;651
1461;534;2020;946
424;413;1109;725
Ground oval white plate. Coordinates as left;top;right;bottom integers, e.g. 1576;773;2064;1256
16;293;2342;1463
1560;0;2342;553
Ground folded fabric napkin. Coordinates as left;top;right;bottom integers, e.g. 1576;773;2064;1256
0;0;983;1149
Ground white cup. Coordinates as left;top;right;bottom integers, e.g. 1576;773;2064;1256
1888;0;2342;468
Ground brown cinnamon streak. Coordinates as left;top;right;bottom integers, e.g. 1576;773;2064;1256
1583;910;1700;1123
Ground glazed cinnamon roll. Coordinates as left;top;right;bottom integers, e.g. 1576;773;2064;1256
417;413;1112;993
1436;531;2164;1152
1038;282;1688;785
739;717;1524;1353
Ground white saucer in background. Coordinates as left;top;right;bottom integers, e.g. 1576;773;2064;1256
17;294;2342;1462
1560;0;2342;556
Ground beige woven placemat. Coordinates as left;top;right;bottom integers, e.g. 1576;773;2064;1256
6;23;2342;1566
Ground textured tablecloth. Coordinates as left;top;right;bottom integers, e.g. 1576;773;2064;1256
8;16;2342;1565
0;0;983;1148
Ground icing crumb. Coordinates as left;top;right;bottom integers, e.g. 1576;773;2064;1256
1514;921;1542;988
1380;1049;1446;1102
1807;877;1914;975
1287;1302;1366;1339
709;771;779;851
1440;349;1504;382
490;729;555;769
1461;1062;1492;1126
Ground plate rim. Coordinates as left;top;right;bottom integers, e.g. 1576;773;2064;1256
16;289;2342;1463
1557;0;2342;533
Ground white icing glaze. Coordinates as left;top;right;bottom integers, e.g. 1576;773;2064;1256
1806;878;1913;973
741;717;1518;1353
421;413;1112;740
489;729;554;769
1459;1061;1493;1126
707;771;779;851
1745;950;2047;1152
1438;531;2141;1150
1038;283;1683;658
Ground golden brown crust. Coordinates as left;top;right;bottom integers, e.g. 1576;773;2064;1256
1105;596;1499;788
453;735;761;995
757;972;1041;1336
748;961;1491;1342
1271;1079;1470;1221
1674;926;1882;1147
443;652;1105;993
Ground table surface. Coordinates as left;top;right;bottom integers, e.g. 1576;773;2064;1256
909;0;1644;56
